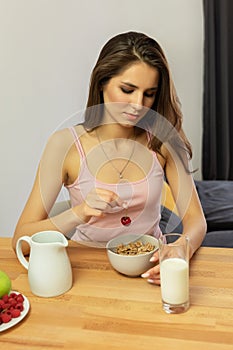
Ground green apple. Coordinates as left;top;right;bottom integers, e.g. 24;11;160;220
0;270;11;298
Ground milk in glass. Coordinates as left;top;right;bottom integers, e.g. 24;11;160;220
160;257;189;304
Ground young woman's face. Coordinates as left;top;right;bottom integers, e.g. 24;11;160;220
102;61;159;126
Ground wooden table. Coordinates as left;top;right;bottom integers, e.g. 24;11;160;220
0;237;233;350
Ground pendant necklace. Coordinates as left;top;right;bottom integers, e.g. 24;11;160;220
96;129;136;226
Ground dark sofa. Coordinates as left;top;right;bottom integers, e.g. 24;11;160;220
159;180;233;248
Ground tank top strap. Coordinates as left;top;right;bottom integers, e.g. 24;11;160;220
69;126;85;159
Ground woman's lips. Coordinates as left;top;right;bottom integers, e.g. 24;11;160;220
123;112;139;121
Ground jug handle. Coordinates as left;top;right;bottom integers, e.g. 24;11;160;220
16;236;31;270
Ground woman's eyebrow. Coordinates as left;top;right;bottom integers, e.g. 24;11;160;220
121;81;158;90
121;81;137;88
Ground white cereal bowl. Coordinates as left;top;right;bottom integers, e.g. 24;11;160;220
106;234;159;277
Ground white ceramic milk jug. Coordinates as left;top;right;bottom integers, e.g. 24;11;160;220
16;230;73;297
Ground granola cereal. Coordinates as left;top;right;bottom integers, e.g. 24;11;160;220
116;241;155;255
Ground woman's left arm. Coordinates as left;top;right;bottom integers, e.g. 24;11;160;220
141;143;207;284
164;143;207;258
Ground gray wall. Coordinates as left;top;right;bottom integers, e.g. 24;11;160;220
0;0;203;237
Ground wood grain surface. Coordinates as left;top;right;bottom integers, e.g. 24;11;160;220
0;237;232;349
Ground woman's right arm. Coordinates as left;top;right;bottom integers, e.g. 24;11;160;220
12;129;82;253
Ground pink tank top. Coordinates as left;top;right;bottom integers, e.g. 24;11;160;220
66;127;164;244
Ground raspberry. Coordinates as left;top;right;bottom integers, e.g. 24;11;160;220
1;312;12;323
10;309;21;318
8;298;17;307
16;294;24;303
9;292;17;298
2;295;9;303
2;302;10;310
15;303;24;311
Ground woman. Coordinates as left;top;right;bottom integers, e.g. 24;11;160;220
12;31;206;284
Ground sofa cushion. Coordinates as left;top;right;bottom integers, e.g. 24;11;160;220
159;206;233;247
201;230;233;248
195;180;233;230
159;206;183;234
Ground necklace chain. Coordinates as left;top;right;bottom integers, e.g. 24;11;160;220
96;129;136;179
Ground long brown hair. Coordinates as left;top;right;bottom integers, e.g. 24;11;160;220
83;31;192;159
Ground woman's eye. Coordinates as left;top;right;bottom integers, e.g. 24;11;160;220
121;87;134;94
144;92;156;98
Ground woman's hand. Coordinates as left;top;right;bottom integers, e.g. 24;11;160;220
141;250;161;285
73;187;124;222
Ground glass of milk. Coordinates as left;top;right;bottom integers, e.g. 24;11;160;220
159;233;189;314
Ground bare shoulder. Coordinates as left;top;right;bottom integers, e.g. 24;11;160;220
40;128;80;185
58;126;84;185
46;128;74;151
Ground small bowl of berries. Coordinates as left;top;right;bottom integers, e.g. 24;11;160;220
0;292;30;331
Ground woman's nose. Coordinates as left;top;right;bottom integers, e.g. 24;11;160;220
130;93;144;110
